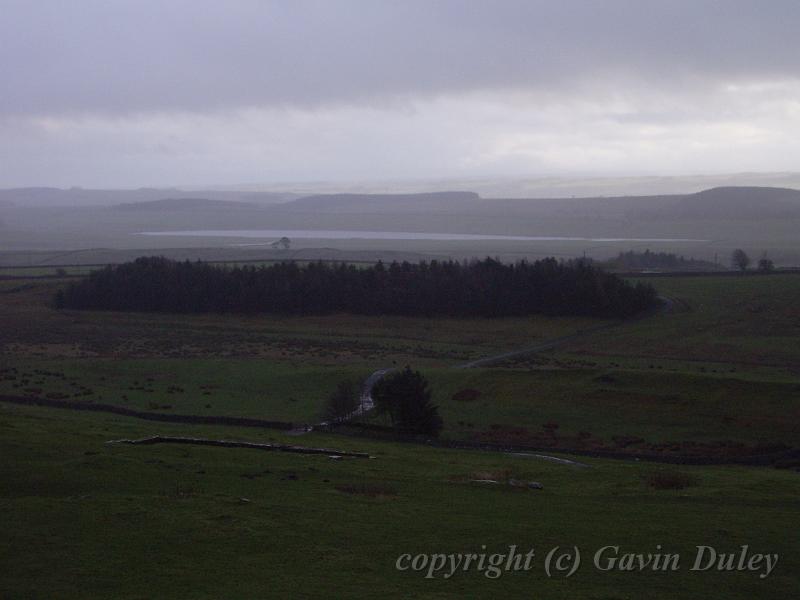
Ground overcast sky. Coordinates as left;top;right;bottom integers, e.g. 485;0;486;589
1;0;799;188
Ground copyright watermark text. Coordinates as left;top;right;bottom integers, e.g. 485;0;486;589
396;545;778;579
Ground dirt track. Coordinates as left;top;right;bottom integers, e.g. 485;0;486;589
455;296;675;369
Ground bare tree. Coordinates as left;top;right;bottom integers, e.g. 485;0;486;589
731;249;750;272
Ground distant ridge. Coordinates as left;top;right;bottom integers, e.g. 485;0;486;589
284;191;481;212
0;187;297;207
275;186;800;219
112;197;257;211
673;186;800;218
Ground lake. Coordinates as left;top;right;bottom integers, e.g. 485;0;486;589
138;229;708;243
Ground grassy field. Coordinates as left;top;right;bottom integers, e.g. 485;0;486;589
0;278;602;366
3;358;797;454
1;272;799;598
0;358;369;422
1;275;799;451
425;367;800;449
564;274;800;368
0;403;798;600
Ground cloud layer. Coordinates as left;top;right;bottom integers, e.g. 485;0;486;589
1;1;799;187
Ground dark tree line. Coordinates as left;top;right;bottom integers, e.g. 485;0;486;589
55;256;658;318
606;249;715;270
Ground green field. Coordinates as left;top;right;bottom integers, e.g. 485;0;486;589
0;358;369;422
1;273;799;598
1;403;797;599
425;367;800;448
565;274;800;368
0;278;602;366
2;275;798;454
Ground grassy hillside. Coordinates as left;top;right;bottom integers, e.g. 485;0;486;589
1;404;797;599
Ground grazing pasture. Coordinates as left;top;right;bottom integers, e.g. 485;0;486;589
0;403;797;600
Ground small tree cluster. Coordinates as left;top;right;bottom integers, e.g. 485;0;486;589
731;249;775;272
371;367;443;437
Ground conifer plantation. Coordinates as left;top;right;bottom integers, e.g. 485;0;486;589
56;256;658;318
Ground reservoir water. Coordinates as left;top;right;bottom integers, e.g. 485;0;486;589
138;229;708;243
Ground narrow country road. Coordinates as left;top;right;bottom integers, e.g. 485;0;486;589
355;367;395;416
454;322;620;369
307;367;395;432
455;295;675;369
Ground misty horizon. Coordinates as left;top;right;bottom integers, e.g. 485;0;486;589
4;172;800;203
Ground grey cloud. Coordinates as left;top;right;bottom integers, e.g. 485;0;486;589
2;0;799;117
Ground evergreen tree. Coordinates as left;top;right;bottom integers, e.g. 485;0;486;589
371;367;443;437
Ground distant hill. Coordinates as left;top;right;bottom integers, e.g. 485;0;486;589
112;198;258;211
281;186;800;219
670;187;800;218
5;185;799;218
284;191;481;212
0;187;298;207
2;185;800;258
